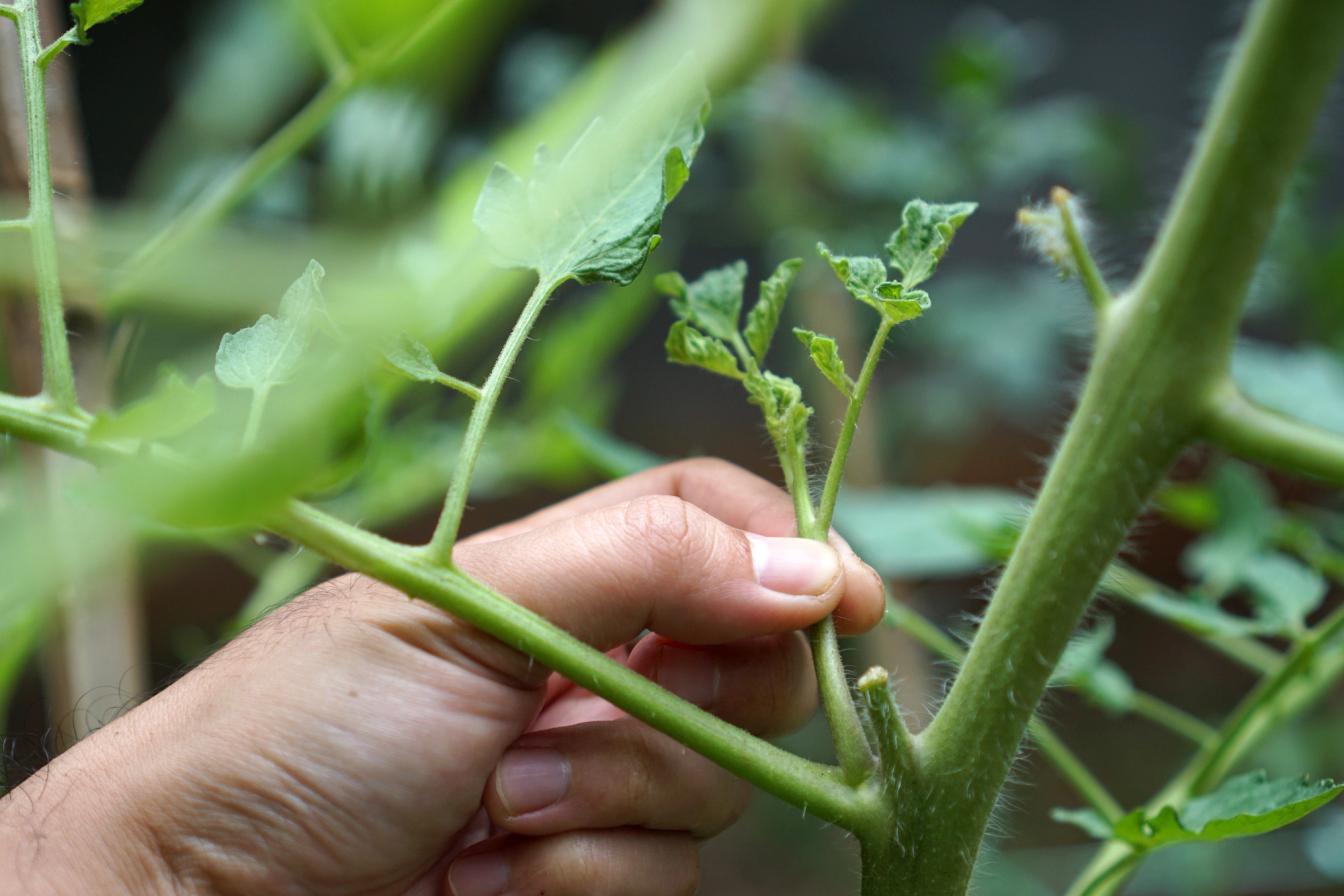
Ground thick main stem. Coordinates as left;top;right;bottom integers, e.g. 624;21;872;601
897;3;1344;892
15;0;76;409
428;276;560;560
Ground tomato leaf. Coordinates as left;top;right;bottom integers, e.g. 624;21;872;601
474;71;709;286
817;243;928;325
794;327;854;398
744;258;802;364
383;335;447;385
89;367;216;443
70;0;144;40
215;260;329;394
885;199;977;289
665;321;741;380
656;262;746;344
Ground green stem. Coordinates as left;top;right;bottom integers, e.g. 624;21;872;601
1128;691;1215;746
1067;605;1344;896
884;599;1123;823
15;0;77;410
434;373;482;402
0;389;879;834
1051;186;1112;313
35;26;77;70
267;499;878;832
1203;379;1344;486
817;319;892;528
856;667;917;792
0;217;30;231
0;5;16;23
798;318;896;786
427;277;561;560
911;4;1344;889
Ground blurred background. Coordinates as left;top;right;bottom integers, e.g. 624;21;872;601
2;1;1343;893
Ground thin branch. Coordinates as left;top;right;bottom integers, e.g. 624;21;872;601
0;5;17;23
35;25;76;70
1051;185;1112;312
427;276;561;561
883;599;1123;823
857;666;919;795
1128;691;1216;746
15;0;77;409
0;217;30;231
1203;379;1344;487
434;374;482;402
0;391;881;834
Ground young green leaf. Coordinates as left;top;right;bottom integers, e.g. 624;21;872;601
817;243;929;325
1241;551;1327;634
1055;771;1344;850
474;73;709;286
70;0;144;40
744;371;812;444
89;368;216;443
744;258;802;364
215;261;330;394
794;328;854;398
885;199;977;288
665;320;742;380
656;261;746;344
215;314;306;393
382;336;482;400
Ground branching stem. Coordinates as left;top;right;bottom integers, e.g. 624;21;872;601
427;277;562;560
1051;185;1112;312
15;0;77;410
1203;379;1344;486
35;26;77;70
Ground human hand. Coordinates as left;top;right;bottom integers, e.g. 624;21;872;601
0;459;884;895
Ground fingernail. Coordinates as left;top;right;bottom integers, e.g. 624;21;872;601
495;748;570;817
448;851;509;896
747;534;841;596
655;644;719;708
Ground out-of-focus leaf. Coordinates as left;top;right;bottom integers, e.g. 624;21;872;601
794;327;853;397
1052;617;1134;713
885;199;977;288
216;260;329;394
1232;341;1344;435
1184;462;1275;599
90;368;216;443
474;69;709;285
555;413;663;479
1114;581;1269;639
70;0;144;39
1242;551;1327;635
1055;771;1344;850
665;321;741;380
383;336;450;385
836;487;1025;578
657;262;746;343
744;258;801;364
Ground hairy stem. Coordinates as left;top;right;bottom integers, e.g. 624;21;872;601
1051;185;1112;312
904;4;1344;890
428;277;561;560
805;319;896;785
15;0;76;409
1203;379;1344;486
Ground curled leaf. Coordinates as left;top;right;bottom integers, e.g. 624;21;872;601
665;321;741;380
885;199;977;288
794;328;854;398
744;258;802;364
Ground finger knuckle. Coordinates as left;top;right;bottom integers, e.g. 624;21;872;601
620;494;698;566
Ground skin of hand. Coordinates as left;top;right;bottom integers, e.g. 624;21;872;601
0;459;884;896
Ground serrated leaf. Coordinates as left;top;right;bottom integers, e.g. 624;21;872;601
70;0;144;40
794;327;854;397
1057;771;1344;850
215;314;306;392
885;199;977;288
473;71;709;285
657;261;746;344
89;368;216;443
744;258;802;364
383;335;447;385
817;243;928;325
665;321;741;380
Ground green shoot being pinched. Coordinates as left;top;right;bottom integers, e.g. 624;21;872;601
658;198;975;784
